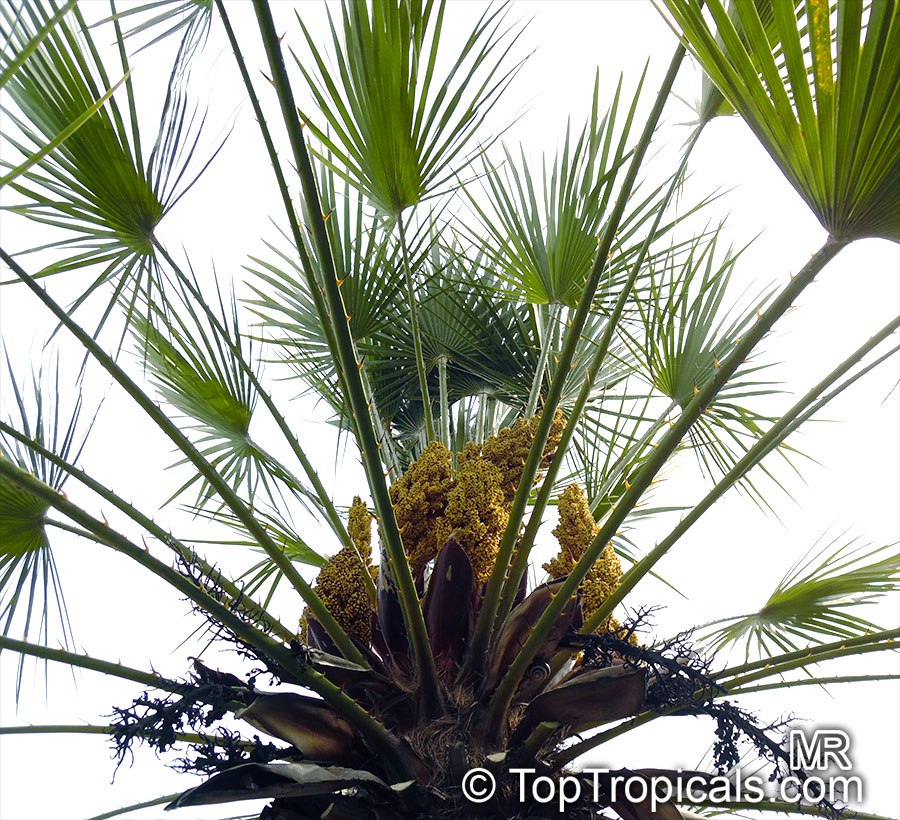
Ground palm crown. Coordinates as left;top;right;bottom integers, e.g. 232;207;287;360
0;1;898;819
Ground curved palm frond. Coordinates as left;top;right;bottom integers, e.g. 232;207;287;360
662;0;900;241
99;0;212;58
703;532;900;661
462;72;639;307
135;270;319;515
620;229;792;502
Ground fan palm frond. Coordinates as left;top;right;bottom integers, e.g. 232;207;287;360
134;272;308;513
1;0;218;334
622;229;789;500
703;532;900;661
463;73;640;307
0;356;94;695
294;0;524;217
662;0;900;241
189;501;327;611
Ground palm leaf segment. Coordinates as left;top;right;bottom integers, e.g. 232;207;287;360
663;0;900;241
101;0;212;57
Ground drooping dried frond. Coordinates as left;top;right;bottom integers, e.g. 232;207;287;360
389;441;454;572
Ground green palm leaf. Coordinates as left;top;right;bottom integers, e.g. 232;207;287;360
294;0;523;216
463;73;640;307
0;1;123;189
0;357;92;694
190;502;326;610
1;0;217;332
621;230;790;502
703;532;900;661
245;173;405;416
135;274;304;512
663;0;900;241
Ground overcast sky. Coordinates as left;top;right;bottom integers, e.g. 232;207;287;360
0;2;898;819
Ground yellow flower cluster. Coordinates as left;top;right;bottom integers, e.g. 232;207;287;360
435;457;508;586
544;484;597;577
461;410;565;501
347;495;372;561
312;547;375;644
388;441;454;573
302;499;378;645
544;483;624;633
580;543;624;633
386;413;565;583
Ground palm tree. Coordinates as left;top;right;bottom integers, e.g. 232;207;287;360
0;0;898;818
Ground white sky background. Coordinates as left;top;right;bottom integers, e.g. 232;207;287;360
0;1;898;818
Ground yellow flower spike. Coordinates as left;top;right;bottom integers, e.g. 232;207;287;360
544;485;597;578
347;496;373;562
581;543;625;632
434;456;507;586
464;410;565;502
389;441;454;572
543;484;626;634
312;547;375;644
298;608;309;644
